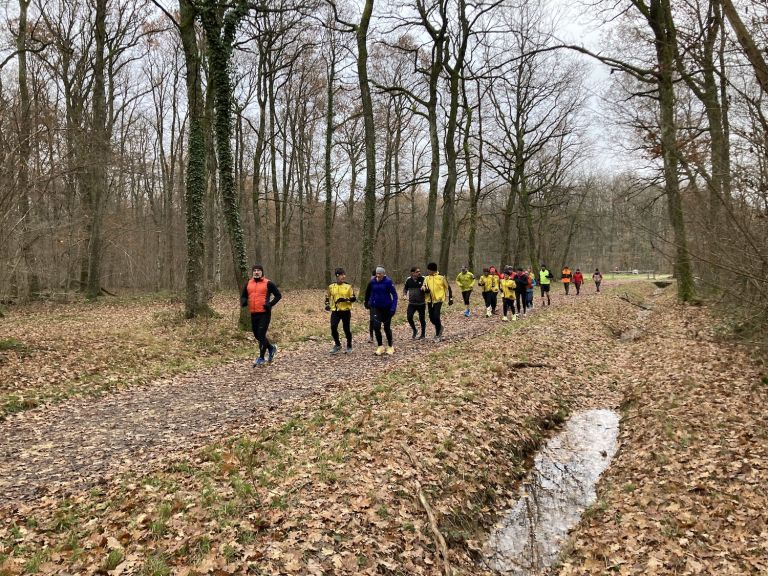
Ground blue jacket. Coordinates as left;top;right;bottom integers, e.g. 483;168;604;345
365;276;398;312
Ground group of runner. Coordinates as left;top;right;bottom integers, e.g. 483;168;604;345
242;262;604;365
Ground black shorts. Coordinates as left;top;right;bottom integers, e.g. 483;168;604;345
540;284;550;294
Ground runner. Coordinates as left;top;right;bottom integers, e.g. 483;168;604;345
561;265;572;295
423;262;453;342
456;265;475;317
499;266;516;321
525;268;536;310
572;268;584;295
479;267;500;317
240;264;282;367
403;266;427;339
592;268;603;292
325;267;356;354
539;264;553;306
364;266;398;356
513;267;528;316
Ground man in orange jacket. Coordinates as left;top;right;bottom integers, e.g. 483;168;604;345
240;264;282;366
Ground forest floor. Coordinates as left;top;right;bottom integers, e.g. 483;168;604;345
0;281;765;575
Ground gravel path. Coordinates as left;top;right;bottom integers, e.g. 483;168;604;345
1;301;562;505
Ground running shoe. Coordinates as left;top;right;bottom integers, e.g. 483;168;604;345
330;345;341;355
375;346;385;356
502;316;508;322
345;345;353;354
386;346;395;355
253;357;266;367
412;329;418;339
512;314;518;321
267;344;277;363
464;309;470;317
485;306;492;317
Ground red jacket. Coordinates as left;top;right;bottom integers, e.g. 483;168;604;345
573;271;584;285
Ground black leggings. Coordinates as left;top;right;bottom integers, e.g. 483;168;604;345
461;290;471;306
503;297;515;316
250;311;272;358
407;304;426;336
372;307;393;346
428;302;443;335
486;292;498;312
515;291;526;314
331;310;352;346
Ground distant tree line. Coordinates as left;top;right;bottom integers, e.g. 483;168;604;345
0;0;765;329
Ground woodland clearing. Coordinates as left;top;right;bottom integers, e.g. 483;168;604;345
0;281;765;575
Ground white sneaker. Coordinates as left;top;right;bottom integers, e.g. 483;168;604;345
386;346;395;355
486;306;492;317
375;346;385;356
502;316;508;322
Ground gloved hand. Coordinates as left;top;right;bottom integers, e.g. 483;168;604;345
349;295;357;303
336;298;348;303
240;296;247;308
325;305;331;312
264;303;272;311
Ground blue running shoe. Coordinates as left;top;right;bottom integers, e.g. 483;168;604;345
253;357;266;367
464;309;470;317
267;344;277;363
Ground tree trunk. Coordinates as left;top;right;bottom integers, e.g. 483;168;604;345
324;49;336;286
357;0;377;292
179;0;212;317
16;0;40;300
648;0;696;301
85;0;109;299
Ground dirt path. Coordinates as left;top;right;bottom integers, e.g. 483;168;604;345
0;298;569;505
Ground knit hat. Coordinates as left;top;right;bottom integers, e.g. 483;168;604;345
335;267;345;276
252;264;264;272
375;266;386;274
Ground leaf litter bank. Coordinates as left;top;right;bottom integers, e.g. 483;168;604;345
0;283;765;575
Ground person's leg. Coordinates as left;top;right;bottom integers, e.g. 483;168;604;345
368;308;375;342
564;282;570;295
382;309;394;346
418;305;426;337
407;304;417;337
517;292;525;314
596;281;601;293
433;302;443;337
575;283;581;295
257;312;272;358
462;290;471;314
491;292;498;313
341;311;352;348
428;303;437;334
502;298;510;318
546;286;551;305
330;311;341;347
540;286;545;306
372;308;384;346
251;313;264;359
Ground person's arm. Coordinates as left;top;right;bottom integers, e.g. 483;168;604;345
240;281;249;307
364;281;372;308
267;282;282;308
445;277;453;303
389;281;398;311
325;286;331;311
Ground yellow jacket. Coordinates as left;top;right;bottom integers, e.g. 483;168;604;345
424;273;451;303
326;282;355;312
456;271;475;292
499;277;516;299
479;274;499;293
